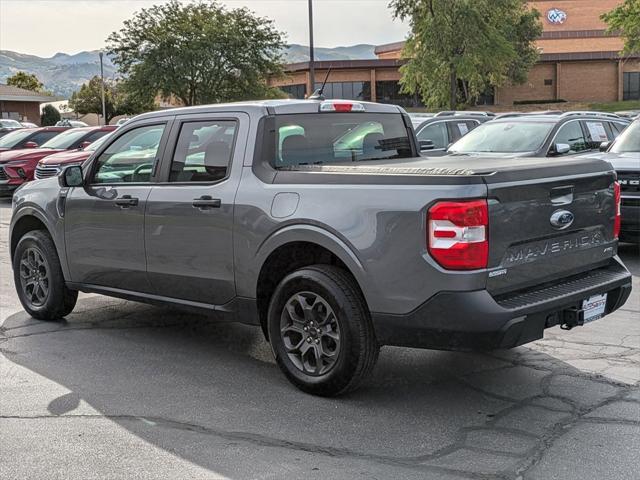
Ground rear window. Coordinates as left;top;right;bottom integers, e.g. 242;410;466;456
271;113;413;168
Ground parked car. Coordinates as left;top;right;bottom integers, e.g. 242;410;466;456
615;110;640;120
410;111;493;156
115;117;131;127
446;112;630;158
0;125;116;196
580;119;640;243
0;119;24;137
20;121;38;129
9;99;631;396
55;119;89;128
34;132;114;180
0;126;68;152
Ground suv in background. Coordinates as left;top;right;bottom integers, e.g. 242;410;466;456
0;126;68;152
582;119;640;243
446;112;630;158
34;132;114;180
0;126;116;195
0;119;24;138
410;111;494;156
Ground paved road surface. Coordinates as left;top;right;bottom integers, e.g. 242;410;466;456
1;198;638;480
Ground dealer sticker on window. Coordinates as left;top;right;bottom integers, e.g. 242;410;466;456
582;293;607;323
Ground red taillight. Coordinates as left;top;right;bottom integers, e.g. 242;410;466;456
614;181;621;240
428;200;489;270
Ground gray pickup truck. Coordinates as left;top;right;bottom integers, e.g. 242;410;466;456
9;99;632;396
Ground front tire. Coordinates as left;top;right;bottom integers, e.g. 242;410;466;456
268;265;379;396
13;230;77;321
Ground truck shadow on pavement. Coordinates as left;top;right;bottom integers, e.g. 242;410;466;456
2;293;639;480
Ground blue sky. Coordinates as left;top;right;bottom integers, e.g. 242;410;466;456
1;0;409;57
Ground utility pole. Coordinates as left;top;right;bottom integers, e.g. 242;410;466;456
308;0;315;95
99;51;107;126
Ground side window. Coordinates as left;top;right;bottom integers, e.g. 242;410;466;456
169;120;236;183
583;121;610;149
610;122;627;137
92;124;165;184
553;122;588;155
417;122;448;149
23;131;58;147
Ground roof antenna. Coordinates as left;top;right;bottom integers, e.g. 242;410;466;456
309;66;332;100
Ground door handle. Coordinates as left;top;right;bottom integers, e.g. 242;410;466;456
192;195;221;209
114;195;139;207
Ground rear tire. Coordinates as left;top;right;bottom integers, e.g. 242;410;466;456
268;265;378;396
13;230;77;321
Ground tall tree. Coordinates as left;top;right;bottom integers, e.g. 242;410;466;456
7;71;45;93
68;76;154;124
602;0;640;55
41;105;61;126
106;0;285;106
390;0;542;109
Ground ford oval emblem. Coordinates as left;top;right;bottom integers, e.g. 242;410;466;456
550;209;574;229
547;8;567;24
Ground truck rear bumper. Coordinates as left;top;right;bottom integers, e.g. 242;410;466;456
371;260;632;351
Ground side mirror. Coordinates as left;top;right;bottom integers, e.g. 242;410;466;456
23;141;38;148
419;140;435;151
599;141;611;152
59;165;84;188
554;143;571;155
79;141;92;149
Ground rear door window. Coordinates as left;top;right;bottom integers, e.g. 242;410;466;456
169;120;237;182
583;121;610;149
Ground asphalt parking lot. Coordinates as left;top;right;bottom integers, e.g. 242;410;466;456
1;197;638;480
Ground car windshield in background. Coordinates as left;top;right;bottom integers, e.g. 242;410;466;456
610;121;640;153
39;129;88;149
0;129;33;147
272;113;413;167
0;119;22;128
449;121;555;154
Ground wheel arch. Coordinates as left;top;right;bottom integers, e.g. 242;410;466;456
252;225;369;339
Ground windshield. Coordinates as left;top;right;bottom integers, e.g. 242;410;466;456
0;119;22;128
0;129;34;147
449;121;555;153
610;121;640;153
272;113;413;167
40;129;87;149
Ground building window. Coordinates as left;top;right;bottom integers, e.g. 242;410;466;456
623;72;640;101
375;81;423;107
313;81;371;101
279;84;306;99
544;79;553;86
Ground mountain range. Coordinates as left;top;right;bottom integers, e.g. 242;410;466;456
0;44;377;98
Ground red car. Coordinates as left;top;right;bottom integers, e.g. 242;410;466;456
34;131;115;180
0;126;68;152
0;125;116;196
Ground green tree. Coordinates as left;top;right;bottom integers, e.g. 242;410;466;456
390;0;542;109
602;0;640;55
40;104;61;126
7;71;45;92
106;0;285;106
69;76;154;124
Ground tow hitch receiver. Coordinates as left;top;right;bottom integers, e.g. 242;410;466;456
561;307;585;330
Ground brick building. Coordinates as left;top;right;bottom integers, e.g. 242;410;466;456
0;84;55;125
269;0;640;106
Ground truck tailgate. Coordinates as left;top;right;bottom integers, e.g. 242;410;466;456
481;157;618;296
